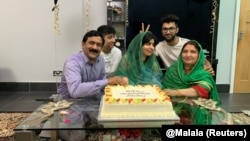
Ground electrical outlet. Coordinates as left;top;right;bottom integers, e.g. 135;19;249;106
53;70;62;76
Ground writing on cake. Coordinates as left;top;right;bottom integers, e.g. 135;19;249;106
120;90;151;98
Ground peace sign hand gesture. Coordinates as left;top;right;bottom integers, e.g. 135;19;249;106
140;23;150;33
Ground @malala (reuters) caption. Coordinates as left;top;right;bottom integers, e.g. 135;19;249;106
162;125;249;140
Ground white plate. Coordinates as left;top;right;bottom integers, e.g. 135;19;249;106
242;110;250;116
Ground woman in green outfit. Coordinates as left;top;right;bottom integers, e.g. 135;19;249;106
115;31;163;88
162;40;221;124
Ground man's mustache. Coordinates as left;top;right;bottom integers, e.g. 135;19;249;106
89;49;99;53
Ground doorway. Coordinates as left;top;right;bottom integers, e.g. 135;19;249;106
233;0;250;93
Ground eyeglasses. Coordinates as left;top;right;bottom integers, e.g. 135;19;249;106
162;27;176;32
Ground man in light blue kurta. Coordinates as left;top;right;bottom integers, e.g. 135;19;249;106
58;50;107;98
57;30;128;99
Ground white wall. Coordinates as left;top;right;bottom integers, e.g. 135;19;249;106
0;0;239;88
0;0;107;82
216;0;238;85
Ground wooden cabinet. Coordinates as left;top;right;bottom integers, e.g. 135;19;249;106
107;0;127;54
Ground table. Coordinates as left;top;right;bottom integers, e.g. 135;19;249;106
14;96;229;141
14;96;178;141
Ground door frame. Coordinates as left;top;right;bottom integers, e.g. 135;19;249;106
229;0;241;93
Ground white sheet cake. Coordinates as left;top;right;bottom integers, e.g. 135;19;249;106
99;85;178;121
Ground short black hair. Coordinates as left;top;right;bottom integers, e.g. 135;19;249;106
82;30;105;46
97;25;116;36
160;14;180;27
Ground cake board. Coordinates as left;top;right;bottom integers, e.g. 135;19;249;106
98;97;180;128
